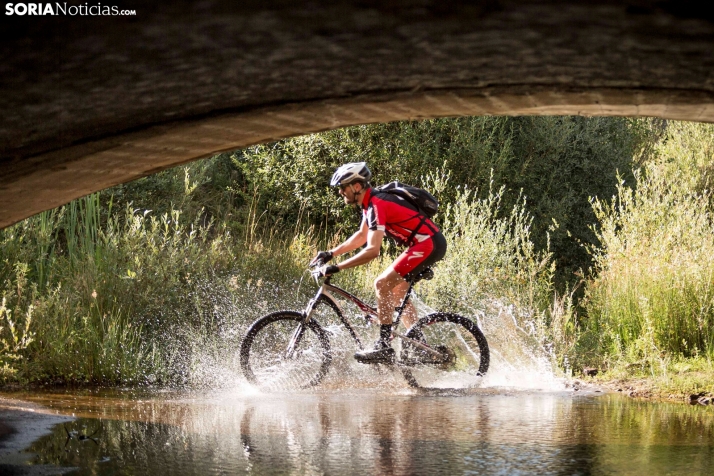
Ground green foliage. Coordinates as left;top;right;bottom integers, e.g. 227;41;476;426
0;188;311;385
107;153;241;228
0;297;35;380
495;117;644;282
235;117;644;285
423;182;553;313
580;122;714;371
643;120;714;194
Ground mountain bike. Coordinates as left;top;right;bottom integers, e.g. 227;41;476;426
239;261;489;390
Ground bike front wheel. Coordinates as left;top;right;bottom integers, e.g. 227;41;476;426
240;311;332;390
400;312;489;389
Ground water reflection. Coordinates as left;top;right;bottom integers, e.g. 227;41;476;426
10;389;714;475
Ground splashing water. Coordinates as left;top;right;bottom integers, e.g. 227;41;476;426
176;281;567;394
412;296;567;392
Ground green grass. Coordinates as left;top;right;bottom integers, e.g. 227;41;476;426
588;357;714;401
581;169;714;366
573;122;714;393
0;190;314;385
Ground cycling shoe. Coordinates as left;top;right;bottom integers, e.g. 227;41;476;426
354;340;395;364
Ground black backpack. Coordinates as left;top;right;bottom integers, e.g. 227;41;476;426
374;181;439;218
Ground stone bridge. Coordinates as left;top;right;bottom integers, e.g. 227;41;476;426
1;0;713;228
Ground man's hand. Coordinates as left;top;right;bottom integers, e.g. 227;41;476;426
310;250;333;267
317;264;340;277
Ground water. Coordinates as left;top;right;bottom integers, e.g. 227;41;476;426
4;386;713;475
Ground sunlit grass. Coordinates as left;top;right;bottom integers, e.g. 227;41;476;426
0;190;313;385
579;122;714;378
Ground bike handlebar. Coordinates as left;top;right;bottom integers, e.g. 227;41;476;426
309;259;332;283
308;259;433;285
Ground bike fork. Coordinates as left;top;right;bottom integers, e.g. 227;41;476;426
284;324;306;359
285;287;325;359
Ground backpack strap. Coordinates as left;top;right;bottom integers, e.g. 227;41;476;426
369;189;438;247
405;215;426;247
405;214;439;247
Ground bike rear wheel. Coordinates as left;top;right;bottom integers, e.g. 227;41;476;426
240;311;332;390
399;312;489;389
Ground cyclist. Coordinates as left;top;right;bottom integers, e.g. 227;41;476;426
311;162;447;364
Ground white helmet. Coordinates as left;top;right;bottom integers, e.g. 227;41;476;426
330;162;372;187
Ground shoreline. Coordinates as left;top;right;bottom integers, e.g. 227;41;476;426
0;397;74;476
580;375;714;405
1;373;712;405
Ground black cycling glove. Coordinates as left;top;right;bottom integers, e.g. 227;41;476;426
320;265;340;277
311;250;333;266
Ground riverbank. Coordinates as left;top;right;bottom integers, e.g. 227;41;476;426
0;397;73;475
583;366;714;405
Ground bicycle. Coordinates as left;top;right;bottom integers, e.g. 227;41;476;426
239;260;489;390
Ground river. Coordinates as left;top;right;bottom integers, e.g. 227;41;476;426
1;382;713;475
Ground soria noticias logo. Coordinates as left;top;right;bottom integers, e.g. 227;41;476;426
5;3;136;16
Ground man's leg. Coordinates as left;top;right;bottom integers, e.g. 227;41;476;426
354;267;404;363
356;234;446;364
388;233;447;330
374;267;406;325
390;280;418;329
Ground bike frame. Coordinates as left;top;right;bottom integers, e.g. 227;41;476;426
299;273;444;358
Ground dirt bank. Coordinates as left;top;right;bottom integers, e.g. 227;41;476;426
583;375;714;405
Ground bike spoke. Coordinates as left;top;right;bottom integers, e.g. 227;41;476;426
400;313;489;389
241;312;331;390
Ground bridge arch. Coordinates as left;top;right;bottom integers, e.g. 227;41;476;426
2;1;713;228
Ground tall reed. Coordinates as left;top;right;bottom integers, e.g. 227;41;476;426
584;164;714;367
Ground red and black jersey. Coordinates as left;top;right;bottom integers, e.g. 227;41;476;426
361;187;440;247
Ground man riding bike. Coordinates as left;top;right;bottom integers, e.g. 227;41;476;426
311;162;447;364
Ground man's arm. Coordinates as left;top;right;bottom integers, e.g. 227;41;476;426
336;228;384;271
330;218;369;257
